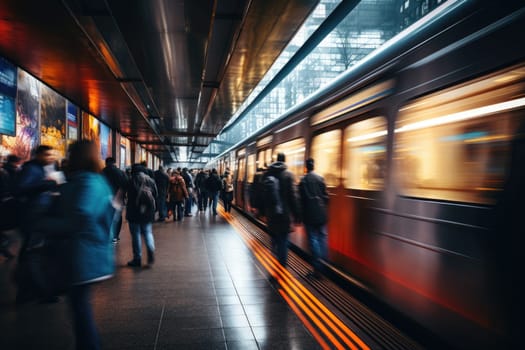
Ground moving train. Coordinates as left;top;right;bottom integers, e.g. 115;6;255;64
208;1;524;347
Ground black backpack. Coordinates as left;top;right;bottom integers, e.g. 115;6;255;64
134;174;156;215
263;174;283;217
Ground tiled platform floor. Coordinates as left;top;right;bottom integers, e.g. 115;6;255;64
0;208;320;350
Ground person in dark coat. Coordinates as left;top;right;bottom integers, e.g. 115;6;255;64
263;153;299;267
102;157;128;243
205;168;222;216
126;164;158;267
299;158;329;277
37;140;115;350
181;167;194;217
154;165;170;221
194;169;208;211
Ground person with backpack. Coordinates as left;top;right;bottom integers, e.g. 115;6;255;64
205;168;222;216
262;152;299;267
168;170;188;221
194;169;209;211
126;163;158;267
299;158;329;278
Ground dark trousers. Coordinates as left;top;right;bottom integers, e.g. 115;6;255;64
112;211;122;240
157;196;167;220
198;190;208;210
170;200;184;221
223;192;233;212
70;284;100;350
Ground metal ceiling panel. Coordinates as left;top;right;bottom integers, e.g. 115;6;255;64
1;0;319;162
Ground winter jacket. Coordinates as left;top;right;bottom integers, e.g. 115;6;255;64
264;161;299;234
37;172;115;285
168;175;188;202
126;171;158;223
299;171;329;225
154;169;170;196
102;164;127;195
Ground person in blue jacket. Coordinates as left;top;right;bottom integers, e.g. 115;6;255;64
37;140;115;350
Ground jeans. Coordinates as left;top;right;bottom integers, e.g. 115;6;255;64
157;196;167;220
128;222;155;262
111;210;122;240
210;191;219;215
185;193;193;215
305;224;327;271
70;284;100;350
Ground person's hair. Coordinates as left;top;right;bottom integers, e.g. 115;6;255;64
159;165;164;170
105;157;116;166
277;153;285;162
35;145;53;155
212;168;217;174
6;154;21;164
306;158;314;171
68;141;101;173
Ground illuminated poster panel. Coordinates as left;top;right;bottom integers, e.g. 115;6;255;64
0;69;40;161
99;122;111;160
66;101;78;143
40;84;66;158
0;57;17;136
82;112;101;153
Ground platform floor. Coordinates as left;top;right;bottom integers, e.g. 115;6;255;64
0;207;321;350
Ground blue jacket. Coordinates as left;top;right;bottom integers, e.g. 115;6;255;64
38;172;115;285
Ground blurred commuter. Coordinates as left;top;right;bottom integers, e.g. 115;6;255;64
222;170;234;213
154;165;169;221
140;160;154;178
102;157;128;243
263;153;299;267
168;170;188;221
195;169;209;211
36;140;115;350
182;167;194;217
126;163;157;267
205;168;222;216
299;158;329;277
0;155;22;256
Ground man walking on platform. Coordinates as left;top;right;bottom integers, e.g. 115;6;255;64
299;158;329;277
263;153;299;267
126;164;157;267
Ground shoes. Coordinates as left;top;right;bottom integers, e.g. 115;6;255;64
147;254;155;265
184;214;193;217
127;260;141;267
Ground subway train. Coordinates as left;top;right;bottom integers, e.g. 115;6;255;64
208;1;525;348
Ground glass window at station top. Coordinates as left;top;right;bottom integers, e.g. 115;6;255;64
207;0;450;158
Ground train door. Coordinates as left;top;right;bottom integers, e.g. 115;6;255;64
308;129;342;256
334;116;388;272
245;153;256;212
235;150;246;208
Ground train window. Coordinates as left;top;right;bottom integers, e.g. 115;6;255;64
395;65;525;204
274;138;306;181
311;130;341;187
247;154;255;183
257;148;273;170
237;157;246;181
343;117;387;190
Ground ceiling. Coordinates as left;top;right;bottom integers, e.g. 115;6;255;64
0;0;319;163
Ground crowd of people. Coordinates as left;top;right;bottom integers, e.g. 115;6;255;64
1;143;330;349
